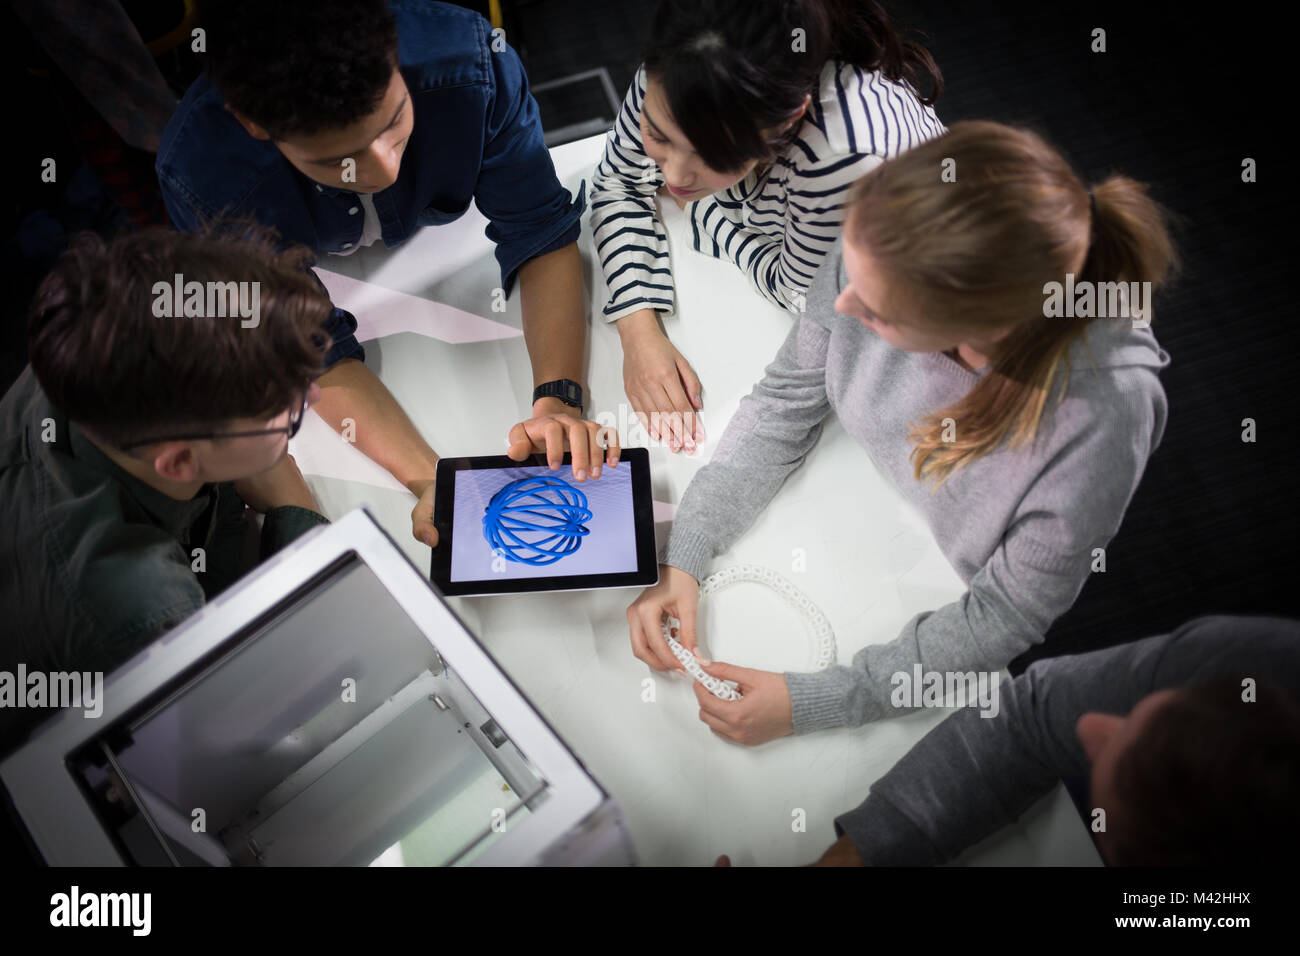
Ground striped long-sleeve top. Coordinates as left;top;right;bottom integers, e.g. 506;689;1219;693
590;61;946;319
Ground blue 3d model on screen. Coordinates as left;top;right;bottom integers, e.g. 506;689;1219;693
481;475;593;566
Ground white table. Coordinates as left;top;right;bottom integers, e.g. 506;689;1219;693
291;134;1101;867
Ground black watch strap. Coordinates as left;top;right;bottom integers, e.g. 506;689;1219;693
533;379;584;413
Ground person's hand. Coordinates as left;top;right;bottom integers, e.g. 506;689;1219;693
409;478;439;548
506;397;620;481
807;834;865;866
234;452;320;514
692;661;793;746
618;309;705;454
627;564;700;672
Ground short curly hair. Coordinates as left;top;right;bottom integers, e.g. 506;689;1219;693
198;0;399;138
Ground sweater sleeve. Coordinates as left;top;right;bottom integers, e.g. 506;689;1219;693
834;615;1300;865
589;65;674;321
663;314;834;580
786;367;1169;732
686;149;883;314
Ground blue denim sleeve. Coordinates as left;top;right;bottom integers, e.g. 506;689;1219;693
311;261;365;367
477;37;585;296
157;161;200;233
322;305;366;366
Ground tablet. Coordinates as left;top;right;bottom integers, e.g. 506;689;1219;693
430;448;658;596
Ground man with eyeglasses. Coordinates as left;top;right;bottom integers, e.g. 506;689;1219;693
0;228;333;752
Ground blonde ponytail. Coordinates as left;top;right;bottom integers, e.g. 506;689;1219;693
844;121;1178;486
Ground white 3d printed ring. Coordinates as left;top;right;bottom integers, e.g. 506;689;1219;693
661;564;837;701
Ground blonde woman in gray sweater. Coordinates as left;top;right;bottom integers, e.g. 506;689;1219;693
628;120;1178;745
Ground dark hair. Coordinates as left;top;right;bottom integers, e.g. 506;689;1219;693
643;0;942;171
28;226;331;449
1107;679;1300;866
197;0;398;138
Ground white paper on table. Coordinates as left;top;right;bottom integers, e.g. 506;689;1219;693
313;269;522;344
290;409;408;493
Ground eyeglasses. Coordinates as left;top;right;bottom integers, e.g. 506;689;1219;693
120;393;310;451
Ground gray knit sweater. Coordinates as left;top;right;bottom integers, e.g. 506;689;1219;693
664;237;1170;733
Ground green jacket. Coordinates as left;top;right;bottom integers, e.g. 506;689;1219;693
1;367;327;743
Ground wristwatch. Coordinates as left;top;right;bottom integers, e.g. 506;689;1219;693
533;379;584;414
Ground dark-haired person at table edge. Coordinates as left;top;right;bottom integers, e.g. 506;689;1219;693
717;615;1300;866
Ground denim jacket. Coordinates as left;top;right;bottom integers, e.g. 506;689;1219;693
156;0;585;366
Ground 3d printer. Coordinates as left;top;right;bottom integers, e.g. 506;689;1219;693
1;508;635;866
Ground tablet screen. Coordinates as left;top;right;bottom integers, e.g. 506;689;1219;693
449;462;640;582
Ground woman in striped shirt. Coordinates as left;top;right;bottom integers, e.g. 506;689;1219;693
590;0;945;452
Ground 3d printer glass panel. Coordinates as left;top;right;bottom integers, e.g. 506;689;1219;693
69;556;549;866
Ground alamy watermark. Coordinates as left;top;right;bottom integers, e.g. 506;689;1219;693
890;665;1001;718
592;402;705;450
151;273;261;328
50;886;150;936
1043;273;1150;327
0;664;103;718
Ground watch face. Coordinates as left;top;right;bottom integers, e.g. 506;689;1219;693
539;380;582;408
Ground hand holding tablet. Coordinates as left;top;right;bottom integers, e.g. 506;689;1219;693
413;409;618;549
429;449;658;596
507;399;620;480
